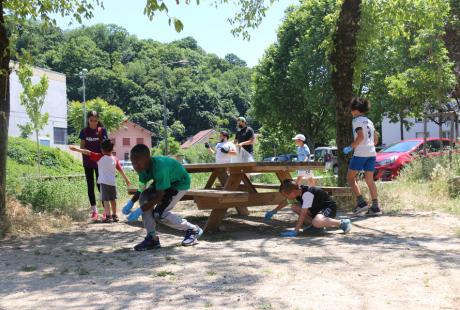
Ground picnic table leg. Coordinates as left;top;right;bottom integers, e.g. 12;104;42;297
205;171;218;189
224;173;250;216
276;171;292;183
204;208;227;233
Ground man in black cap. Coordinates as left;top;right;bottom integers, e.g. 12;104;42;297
234;117;255;161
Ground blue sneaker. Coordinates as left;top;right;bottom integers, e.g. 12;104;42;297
182;227;203;246
134;234;161;251
339;219;352;233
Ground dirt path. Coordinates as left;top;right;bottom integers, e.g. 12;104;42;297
1;203;459;310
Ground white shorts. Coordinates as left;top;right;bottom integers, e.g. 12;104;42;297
297;170;313;178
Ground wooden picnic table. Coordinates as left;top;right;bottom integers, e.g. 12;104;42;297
182;161;325;232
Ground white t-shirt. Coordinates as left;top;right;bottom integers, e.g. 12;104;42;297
89;152;122;186
352;115;376;157
215;141;236;164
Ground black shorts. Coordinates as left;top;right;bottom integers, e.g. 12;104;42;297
316;204;337;218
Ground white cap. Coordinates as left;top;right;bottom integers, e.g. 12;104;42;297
292;134;306;141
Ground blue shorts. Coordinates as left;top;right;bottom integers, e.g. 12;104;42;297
349;156;376;172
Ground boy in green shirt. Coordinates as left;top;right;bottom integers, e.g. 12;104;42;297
122;144;203;251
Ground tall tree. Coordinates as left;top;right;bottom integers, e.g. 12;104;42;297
329;0;362;185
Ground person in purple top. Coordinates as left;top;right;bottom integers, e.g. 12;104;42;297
78;110;108;221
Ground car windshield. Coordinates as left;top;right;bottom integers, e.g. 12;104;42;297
381;141;420;153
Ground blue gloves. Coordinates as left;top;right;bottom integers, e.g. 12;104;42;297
264;210;277;221
127;208;142;222
343;146;353;155
280;230;298;237
122;200;135;215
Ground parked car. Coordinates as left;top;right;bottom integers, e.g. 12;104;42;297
263;156;277;162
120;160;134;171
275;154;298;162
314;147;338;174
374;138;453;181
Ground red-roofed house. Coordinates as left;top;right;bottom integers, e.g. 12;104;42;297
109;120;153;160
180;129;216;149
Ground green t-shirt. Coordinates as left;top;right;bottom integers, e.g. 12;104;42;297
138;156;190;191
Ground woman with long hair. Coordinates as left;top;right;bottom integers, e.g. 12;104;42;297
79;110;108;221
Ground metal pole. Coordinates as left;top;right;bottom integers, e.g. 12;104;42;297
450;113;454;163
82;75;86;127
161;65;168;156
423;116;428;154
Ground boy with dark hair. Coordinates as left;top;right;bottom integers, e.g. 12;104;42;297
122;144;203;251
265;179;351;237
343;97;382;216
70;139;131;223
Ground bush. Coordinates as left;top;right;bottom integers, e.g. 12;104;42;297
7;136;82;173
180;145;214;164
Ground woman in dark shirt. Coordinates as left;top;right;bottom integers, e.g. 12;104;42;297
79;111;108;221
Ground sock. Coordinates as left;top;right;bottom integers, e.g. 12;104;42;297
148;230;158;239
357;195;366;205
91;205;97;213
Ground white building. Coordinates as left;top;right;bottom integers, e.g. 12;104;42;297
8;65;68;147
382;116;456;146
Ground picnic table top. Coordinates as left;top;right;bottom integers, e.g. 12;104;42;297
183;161;324;173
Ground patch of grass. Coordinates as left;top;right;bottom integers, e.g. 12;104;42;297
42;272;55;278
21;265;37;272
206;271;217;276
34;249;41;256
455;228;460;238
60;268;69;274
204;302;213;308
258;303;273;310
156;271;175;277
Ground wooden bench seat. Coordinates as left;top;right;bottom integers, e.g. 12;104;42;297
184;189;249;203
251;183;353;197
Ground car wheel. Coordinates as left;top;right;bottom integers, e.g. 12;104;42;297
333;165;338;175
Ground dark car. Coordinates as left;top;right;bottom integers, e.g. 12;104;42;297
275;154;298;162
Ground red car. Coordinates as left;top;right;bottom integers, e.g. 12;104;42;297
374;138;454;181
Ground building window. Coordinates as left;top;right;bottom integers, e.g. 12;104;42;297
136;137;144;145
442;131;451;139
53;127;67;145
123;138;130;146
124;152;130;161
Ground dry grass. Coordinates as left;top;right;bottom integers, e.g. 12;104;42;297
374;181;460;216
1;198;73;238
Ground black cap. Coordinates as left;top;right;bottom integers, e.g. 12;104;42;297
221;131;229;138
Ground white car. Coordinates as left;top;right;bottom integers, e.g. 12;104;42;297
120;160;134;171
314;147;338;174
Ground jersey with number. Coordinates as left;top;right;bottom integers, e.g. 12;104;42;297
352;116;376;157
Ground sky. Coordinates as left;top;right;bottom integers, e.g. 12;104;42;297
53;0;298;68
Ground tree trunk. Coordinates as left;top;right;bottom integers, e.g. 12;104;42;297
399;112;405;140
329;0;362;186
0;1;10;225
444;1;460;100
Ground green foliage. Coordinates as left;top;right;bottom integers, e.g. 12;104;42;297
13;21;253;143
68;98;125;132
252;0;339;149
17;64;49;138
7;137;82;173
180;146;214;164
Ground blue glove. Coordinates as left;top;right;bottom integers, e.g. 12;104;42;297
127;208;142;222
343;146;353;155
280;230;298;237
264;210;277;221
122;200;135;215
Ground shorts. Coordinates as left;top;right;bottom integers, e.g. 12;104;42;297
315;204;337;218
100;184;117;201
297;170;313;178
349;156;376;172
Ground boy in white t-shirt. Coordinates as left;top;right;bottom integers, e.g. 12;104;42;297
343;97;381;216
205;131;237;164
292;133;315;186
70;140;131;222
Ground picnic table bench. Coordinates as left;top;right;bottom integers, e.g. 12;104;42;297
182;162;352;232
